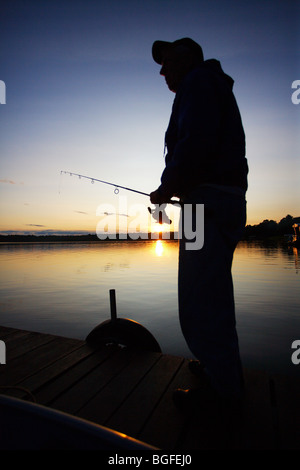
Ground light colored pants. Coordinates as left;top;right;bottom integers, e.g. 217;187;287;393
178;185;246;398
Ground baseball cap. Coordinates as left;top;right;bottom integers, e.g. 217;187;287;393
152;38;204;65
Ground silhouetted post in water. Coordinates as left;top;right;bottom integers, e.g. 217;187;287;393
109;289;117;323
150;38;248;409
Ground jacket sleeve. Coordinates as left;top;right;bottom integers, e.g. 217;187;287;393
158;71;223;198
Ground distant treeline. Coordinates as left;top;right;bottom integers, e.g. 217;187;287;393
0;215;299;243
243;214;300;239
0;232;177;243
0;233;100;243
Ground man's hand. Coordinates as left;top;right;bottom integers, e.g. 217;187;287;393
150;189;165;205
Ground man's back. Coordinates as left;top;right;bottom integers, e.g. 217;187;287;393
162;60;248;199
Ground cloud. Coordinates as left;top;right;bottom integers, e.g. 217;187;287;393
25;224;46;227
99;211;129;217
0;179;16;184
0;179;24;185
74;210;89;215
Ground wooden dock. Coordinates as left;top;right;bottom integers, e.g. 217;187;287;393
0;325;299;450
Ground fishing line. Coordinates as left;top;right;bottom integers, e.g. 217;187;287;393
58;170;63;195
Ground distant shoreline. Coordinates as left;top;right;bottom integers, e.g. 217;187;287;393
0;234;292;245
0;233;178;244
0;215;299;244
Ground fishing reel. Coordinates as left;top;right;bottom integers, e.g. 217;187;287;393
147;204;172;225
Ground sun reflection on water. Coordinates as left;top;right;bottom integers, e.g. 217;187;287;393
155;240;164;256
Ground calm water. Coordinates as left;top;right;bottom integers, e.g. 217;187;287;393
0;239;299;376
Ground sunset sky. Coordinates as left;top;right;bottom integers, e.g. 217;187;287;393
1;0;299;235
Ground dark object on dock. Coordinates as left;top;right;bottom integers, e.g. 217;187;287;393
86;289;162;352
0;394;156;450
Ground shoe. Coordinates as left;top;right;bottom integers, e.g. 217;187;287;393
188;360;205;377
172;388;196;410
172;385;220;410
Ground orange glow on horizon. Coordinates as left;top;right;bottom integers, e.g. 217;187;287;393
150;222;171;235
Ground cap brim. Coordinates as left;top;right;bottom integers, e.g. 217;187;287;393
152;40;172;65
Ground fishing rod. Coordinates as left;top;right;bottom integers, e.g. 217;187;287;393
60;171;180;206
60;171;150;197
60;170;180;224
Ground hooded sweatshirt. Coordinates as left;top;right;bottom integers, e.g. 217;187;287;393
158;59;248;200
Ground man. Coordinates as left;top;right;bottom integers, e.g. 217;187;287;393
150;38;248;406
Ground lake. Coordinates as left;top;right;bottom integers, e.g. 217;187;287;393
0;239;299;377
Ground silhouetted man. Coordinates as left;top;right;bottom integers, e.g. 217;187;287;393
150;38;248;406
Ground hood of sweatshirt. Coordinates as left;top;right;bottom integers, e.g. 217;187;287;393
202;59;234;90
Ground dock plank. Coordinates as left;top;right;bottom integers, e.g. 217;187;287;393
0;336;83;386
177;383;226;450
35;346;117;406
78;350;161;425
48;348;137;415
270;374;300;450
8;343;94;400
105;354;183;439
138;358;201;450
0;326;26;339
0;328;31;343
5;332;55;362
239;368;276;449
